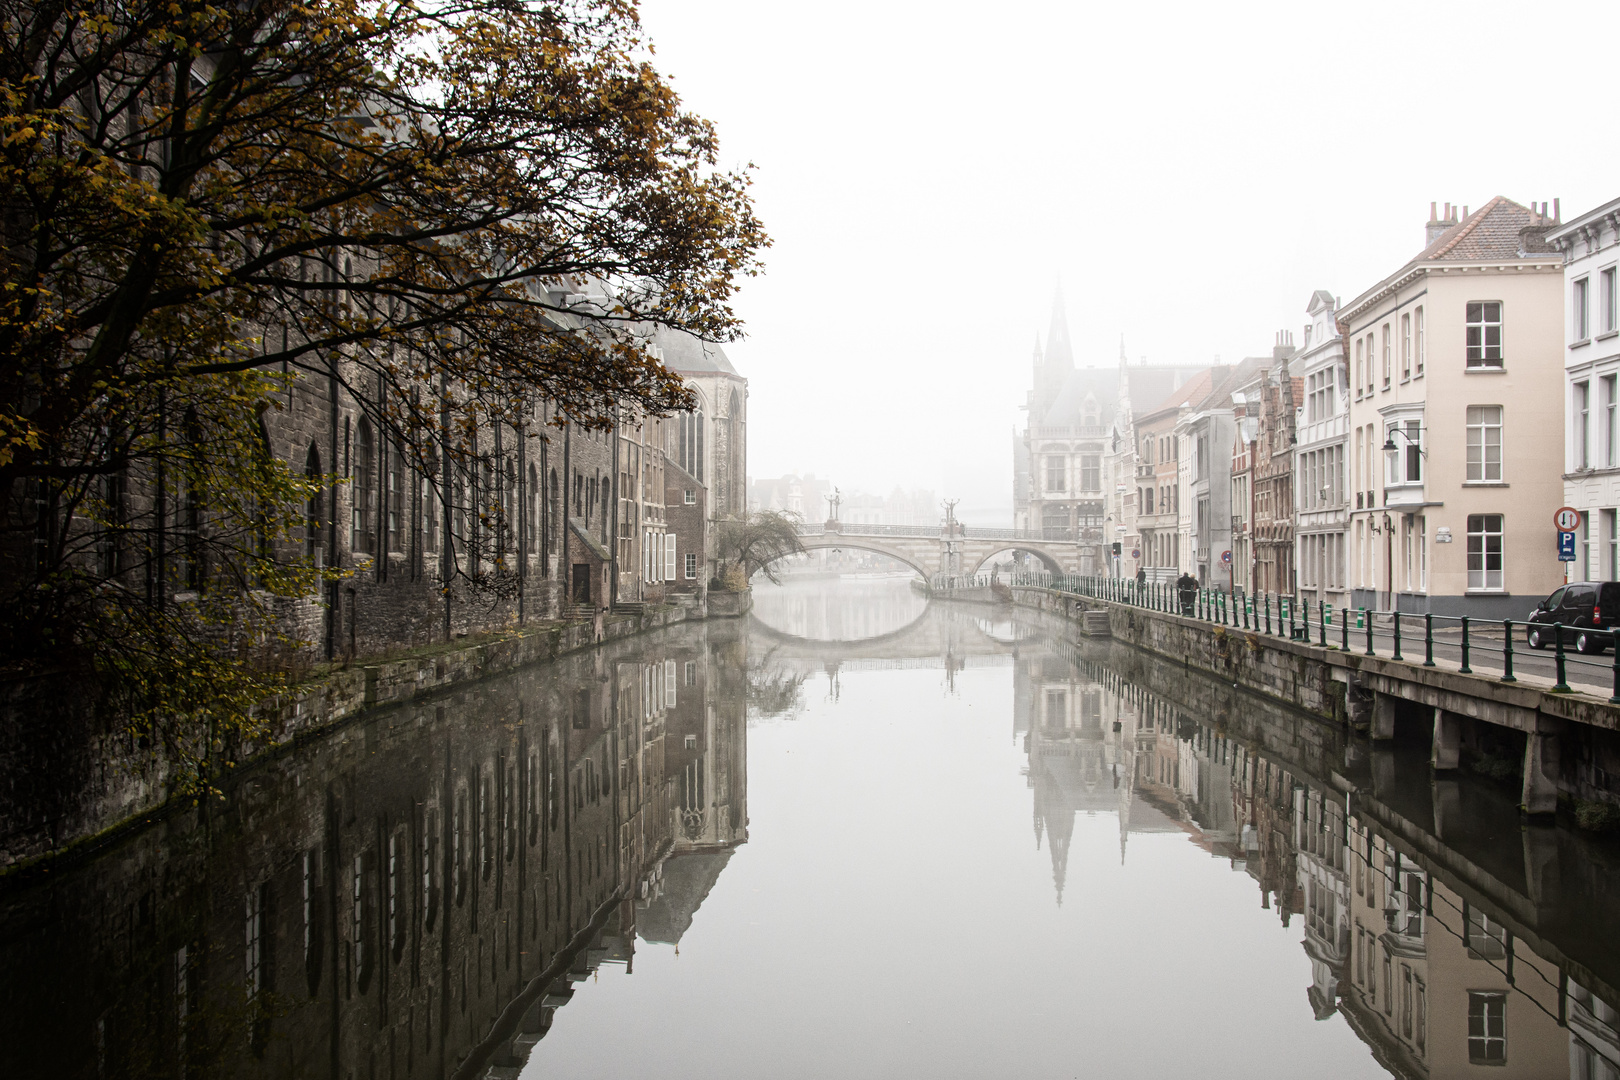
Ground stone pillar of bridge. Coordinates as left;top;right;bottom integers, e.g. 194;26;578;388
1431;778;1462;840
1522;822;1562;911
1370;691;1397;741
1522;728;1560;817
1370;746;1396;800
1431;708;1462;771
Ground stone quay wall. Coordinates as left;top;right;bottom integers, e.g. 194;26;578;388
1008;586;1620;817
0;602;701;875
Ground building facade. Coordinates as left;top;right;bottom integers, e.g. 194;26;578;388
1346;198;1565;618
1293;291;1351;612
1551;197;1620;584
1016;291;1206;575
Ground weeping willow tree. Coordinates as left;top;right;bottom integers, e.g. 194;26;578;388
0;0;767;791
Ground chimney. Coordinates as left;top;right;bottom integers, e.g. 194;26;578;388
1426;201;1458;246
1555;198;1561;222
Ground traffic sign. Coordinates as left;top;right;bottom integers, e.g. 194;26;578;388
1131;549;1141;559
1221;549;1232;564
1555;506;1582;531
1559;530;1577;561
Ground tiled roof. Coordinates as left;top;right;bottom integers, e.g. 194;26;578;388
1140;369;1215;416
1344;197;1558;319
1416;196;1556;263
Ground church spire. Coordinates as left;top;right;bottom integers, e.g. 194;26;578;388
1044;283;1074;371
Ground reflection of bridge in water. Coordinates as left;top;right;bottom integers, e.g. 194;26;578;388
748;580;1036;675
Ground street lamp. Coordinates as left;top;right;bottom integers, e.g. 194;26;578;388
1380;427;1427;456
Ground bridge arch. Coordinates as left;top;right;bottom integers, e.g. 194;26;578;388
773;535;932;579
967;545;1066;577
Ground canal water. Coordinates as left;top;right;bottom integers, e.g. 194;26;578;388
4;575;1619;1079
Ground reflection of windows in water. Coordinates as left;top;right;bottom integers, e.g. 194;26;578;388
1307;880;1335;942
1466;905;1507;960
573;687;591;729
1080;689;1102;731
1045;690;1066;726
680;756;706;839
1572;1038;1620;1080
1391;872;1424;937
1468;992;1506;1064
1415;976;1427;1054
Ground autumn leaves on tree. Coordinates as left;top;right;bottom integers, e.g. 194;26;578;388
0;0;766;789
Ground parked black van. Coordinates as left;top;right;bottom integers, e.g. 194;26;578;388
1525;581;1620;653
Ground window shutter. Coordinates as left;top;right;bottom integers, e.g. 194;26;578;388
665;534;676;580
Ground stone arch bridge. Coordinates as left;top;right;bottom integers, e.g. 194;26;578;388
784;522;1094;578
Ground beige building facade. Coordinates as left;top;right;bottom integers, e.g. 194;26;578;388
1346;198;1566;619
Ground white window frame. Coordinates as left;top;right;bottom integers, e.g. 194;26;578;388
1602;267;1618;335
1605;374;1619;468
1385;418;1423;486
1415;306;1425;374
664;533;676;580
1575;276;1591;341
1606;508;1618;581
1467;514;1505;591
1466;302;1504;368
1467;992;1507;1065
1577;381;1592;470
1465;405;1502;483
1045;455;1066;492
1381;324;1392;387
684;552;697;579
1401;314;1412;380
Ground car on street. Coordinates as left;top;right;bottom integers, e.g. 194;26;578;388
1525;581;1620;654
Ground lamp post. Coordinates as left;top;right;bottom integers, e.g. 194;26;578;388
1380;426;1426;610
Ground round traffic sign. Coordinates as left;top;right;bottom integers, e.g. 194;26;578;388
1221;550;1233;564
1131;549;1141;559
1555;506;1581;531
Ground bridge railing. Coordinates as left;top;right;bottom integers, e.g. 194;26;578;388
796;522;945;538
1008;574;1620;700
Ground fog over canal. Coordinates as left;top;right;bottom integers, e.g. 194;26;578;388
4;576;1619;1079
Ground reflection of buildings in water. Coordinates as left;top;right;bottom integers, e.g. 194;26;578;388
751;578;929;642
1017;643;1244;904
1017;633;1620;1080
0;620;749;1080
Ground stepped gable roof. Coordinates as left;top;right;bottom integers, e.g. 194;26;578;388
1200;356;1270;410
652;323;738;376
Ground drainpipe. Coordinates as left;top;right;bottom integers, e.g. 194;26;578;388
327;361;340;660
610;404;620;608
562;424;571;604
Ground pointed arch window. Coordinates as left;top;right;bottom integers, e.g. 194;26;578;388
352;419;374;555
304;446;323;560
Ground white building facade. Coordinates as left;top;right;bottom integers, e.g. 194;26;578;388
1551;197;1620;583
1293;290;1351;611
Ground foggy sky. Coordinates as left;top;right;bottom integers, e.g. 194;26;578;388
638;0;1620;525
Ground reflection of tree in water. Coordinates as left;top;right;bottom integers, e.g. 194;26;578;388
746;644;809;720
